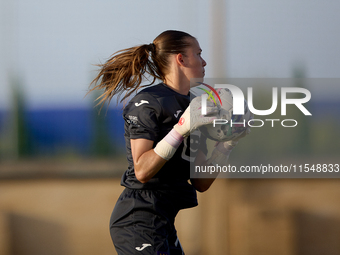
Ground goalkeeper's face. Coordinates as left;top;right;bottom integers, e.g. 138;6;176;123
182;38;207;81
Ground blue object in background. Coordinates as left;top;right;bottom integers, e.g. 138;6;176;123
0;100;340;158
0;108;125;157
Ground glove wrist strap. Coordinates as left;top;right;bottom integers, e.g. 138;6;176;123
154;129;184;160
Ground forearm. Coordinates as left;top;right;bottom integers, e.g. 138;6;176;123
191;150;219;192
134;149;167;183
191;139;240;192
132;128;184;184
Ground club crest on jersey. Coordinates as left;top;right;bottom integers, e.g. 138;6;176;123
135;100;149;107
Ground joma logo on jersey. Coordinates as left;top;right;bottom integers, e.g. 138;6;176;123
135;100;149;107
200;83;312;116
135;243;151;251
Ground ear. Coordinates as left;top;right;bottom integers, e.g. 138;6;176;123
175;53;186;67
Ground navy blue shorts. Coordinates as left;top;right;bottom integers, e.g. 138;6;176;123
110;188;184;255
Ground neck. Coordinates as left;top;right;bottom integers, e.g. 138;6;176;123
164;74;190;95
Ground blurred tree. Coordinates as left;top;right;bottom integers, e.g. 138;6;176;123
291;65;311;155
11;76;33;158
91;91;115;157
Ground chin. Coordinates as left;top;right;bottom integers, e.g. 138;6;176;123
189;77;204;88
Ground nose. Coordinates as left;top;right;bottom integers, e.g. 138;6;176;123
202;58;207;67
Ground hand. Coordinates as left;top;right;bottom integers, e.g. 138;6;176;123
174;96;218;137
225;126;251;147
206;141;235;166
207;127;251;166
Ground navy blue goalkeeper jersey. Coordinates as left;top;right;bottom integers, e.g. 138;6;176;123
120;83;207;210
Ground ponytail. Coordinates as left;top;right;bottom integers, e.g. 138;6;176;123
89;44;160;107
89;30;195;108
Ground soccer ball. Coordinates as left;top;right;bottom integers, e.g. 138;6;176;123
199;88;252;142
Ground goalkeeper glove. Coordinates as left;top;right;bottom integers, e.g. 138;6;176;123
154;96;217;160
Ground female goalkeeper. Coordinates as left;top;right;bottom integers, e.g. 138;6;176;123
89;30;239;255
